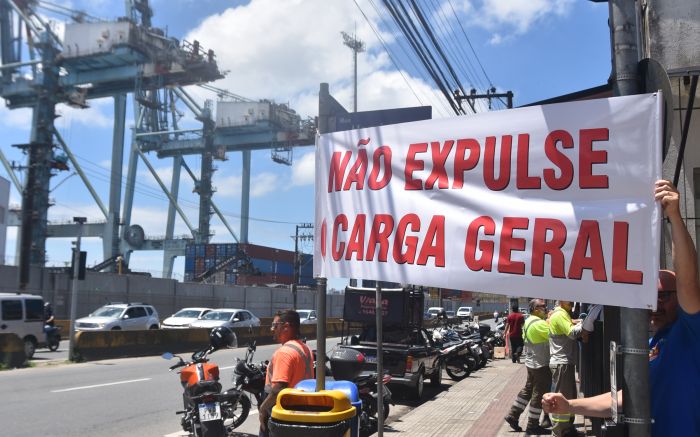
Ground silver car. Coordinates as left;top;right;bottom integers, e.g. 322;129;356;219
161;307;212;329
75;303;160;331
297;309;317;324
189;308;260;329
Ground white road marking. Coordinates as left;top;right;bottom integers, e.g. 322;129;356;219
51;378;152;393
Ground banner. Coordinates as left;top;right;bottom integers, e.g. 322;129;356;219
314;93;662;310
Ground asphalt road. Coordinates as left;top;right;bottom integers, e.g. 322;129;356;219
3;339;337;437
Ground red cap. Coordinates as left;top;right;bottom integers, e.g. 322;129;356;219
657;270;676;292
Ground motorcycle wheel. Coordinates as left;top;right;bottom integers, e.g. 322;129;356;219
445;362;469;380
223;394;251;431
48;337;59;352
383;401;390;420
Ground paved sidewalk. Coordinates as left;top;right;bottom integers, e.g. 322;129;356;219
383;359;589;437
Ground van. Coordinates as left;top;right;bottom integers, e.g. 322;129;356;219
0;293;45;359
456;306;473;321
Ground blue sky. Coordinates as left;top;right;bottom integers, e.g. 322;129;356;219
0;0;612;289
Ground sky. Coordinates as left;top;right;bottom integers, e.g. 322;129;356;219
0;0;612;289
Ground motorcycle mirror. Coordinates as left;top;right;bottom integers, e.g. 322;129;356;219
162;352;174;360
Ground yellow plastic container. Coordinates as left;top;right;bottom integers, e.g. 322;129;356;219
269;389;356;437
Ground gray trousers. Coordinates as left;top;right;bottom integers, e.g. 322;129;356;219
550;364;577;436
508;366;552;427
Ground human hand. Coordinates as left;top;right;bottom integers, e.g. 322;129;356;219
655;179;680;219
542;392;571;414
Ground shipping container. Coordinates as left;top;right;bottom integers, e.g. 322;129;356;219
204;258;216;269
226;273;237;284
185;244;195;257
195;244;205;257
275;261;294;276
184;272;193;282
216;244;227;257
205;244;216;258
251;258;274;273
240;243;294;263
226;243;238;257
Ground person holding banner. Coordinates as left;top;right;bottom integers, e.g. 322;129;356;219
548;300;584;436
504;298;553;434
542;180;700;437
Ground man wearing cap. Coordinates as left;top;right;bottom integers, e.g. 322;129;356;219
542;180;700;437
504;298;553;434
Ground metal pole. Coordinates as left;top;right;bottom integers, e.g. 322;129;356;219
609;0;650;435
292;224;299;310
315;277;327;392
68;217;85;361
376;283;384;437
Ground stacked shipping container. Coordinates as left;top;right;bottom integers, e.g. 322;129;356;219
183;242;315;287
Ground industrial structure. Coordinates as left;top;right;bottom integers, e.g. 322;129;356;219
0;0;315;286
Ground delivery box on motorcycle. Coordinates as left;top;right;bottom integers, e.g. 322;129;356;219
342;285;424;328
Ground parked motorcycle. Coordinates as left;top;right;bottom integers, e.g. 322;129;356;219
162;326;243;437
44;325;61;352
329;347;393;437
231;341;268;407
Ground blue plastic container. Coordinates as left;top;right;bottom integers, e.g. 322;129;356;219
295;379;360;437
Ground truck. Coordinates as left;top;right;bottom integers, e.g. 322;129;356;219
338;286;442;401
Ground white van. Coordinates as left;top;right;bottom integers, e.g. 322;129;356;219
0;293;45;358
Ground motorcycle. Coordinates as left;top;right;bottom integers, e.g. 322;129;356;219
328;347;393;437
232;341;268;407
44;325;61;352
432;328;472;380
162;326;244;437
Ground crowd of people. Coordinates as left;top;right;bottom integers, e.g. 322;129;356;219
503;180;700;437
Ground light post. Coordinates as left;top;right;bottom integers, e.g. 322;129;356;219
68;216;86;361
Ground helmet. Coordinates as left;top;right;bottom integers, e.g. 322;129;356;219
209;326;237;350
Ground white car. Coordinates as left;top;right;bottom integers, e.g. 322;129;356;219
161;307;212;329
0;293;45;358
75;303;160;331
189;309;260;329
456;306;473;320
297;309;317;324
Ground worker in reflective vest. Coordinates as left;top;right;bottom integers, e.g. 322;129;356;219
548;301;583;437
504;298;553;434
259;310;314;437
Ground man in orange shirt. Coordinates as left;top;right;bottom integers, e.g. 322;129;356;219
259;309;314;436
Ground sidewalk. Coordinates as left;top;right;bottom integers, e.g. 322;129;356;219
383;358;589;437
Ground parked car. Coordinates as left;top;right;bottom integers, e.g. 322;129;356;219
161;307;212;329
189;308;260;329
426;307;445;319
445;311;455;318
456;306;473;321
0;293;45;358
297;309;317;324
75;303;160;331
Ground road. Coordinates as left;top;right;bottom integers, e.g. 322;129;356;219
3;339;335;437
7;319;500;436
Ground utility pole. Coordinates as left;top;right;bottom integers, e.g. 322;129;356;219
341;31;365;112
608;0;650;435
291;223;313;309
454;87;514;113
68;217;86;361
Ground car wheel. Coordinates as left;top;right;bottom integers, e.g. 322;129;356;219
111;326;122;331
149;324;159;330
430;362;442;387
412;370;424;400
24;337;37;359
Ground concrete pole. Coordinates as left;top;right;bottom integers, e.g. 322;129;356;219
68;218;85;361
292;224;299;310
315;277;327;392
609;0;651;435
240;150;251;244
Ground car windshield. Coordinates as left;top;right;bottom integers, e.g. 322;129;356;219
173;309;202;318
202;311;233;321
298;310;311;318
91;306;124;318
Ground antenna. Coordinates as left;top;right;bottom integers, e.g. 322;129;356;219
341;30;365;112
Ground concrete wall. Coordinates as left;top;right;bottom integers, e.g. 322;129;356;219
0;265;345;320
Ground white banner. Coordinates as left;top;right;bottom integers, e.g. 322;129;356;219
314;93;662;310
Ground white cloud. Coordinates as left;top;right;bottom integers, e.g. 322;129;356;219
0;104;33;129
291;151;315;186
55;97;112;129
250;172;279;197
454;0;574;38
213;174;242;198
